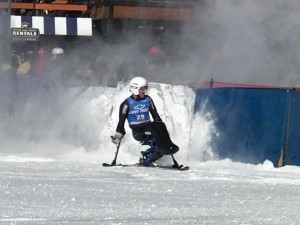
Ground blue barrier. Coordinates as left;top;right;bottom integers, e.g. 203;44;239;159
194;87;300;166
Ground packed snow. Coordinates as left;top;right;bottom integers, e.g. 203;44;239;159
0;82;300;224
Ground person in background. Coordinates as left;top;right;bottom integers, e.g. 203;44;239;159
44;47;65;87
0;56;14;114
51;47;64;59
34;47;49;79
111;76;164;166
16;50;34;78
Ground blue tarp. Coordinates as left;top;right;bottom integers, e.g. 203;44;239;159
284;91;300;165
194;88;300;166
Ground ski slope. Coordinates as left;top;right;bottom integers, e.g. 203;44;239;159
0;82;300;224
1;159;300;224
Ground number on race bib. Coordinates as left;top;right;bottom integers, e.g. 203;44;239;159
137;114;145;120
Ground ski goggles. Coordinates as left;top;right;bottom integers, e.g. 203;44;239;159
139;85;148;93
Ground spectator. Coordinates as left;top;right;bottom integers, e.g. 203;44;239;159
44;47;65;87
34;46;49;78
16;50;33;79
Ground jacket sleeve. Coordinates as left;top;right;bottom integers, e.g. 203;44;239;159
149;96;162;122
116;99;129;135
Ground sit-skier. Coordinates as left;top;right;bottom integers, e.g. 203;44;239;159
111;76;178;166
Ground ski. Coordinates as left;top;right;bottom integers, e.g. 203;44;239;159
102;162;189;171
173;164;190;171
102;163;136;167
160;164;189;171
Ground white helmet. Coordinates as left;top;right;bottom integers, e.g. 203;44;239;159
51;47;64;55
129;76;148;95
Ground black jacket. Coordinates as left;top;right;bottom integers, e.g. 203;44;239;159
116;95;162;135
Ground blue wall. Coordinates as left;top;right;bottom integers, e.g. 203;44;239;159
284;91;300;165
194;88;300;166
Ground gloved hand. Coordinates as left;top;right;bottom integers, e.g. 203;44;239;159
111;132;124;145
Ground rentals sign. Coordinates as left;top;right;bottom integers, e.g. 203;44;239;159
11;22;39;41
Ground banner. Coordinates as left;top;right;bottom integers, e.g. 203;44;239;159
10;15;92;36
